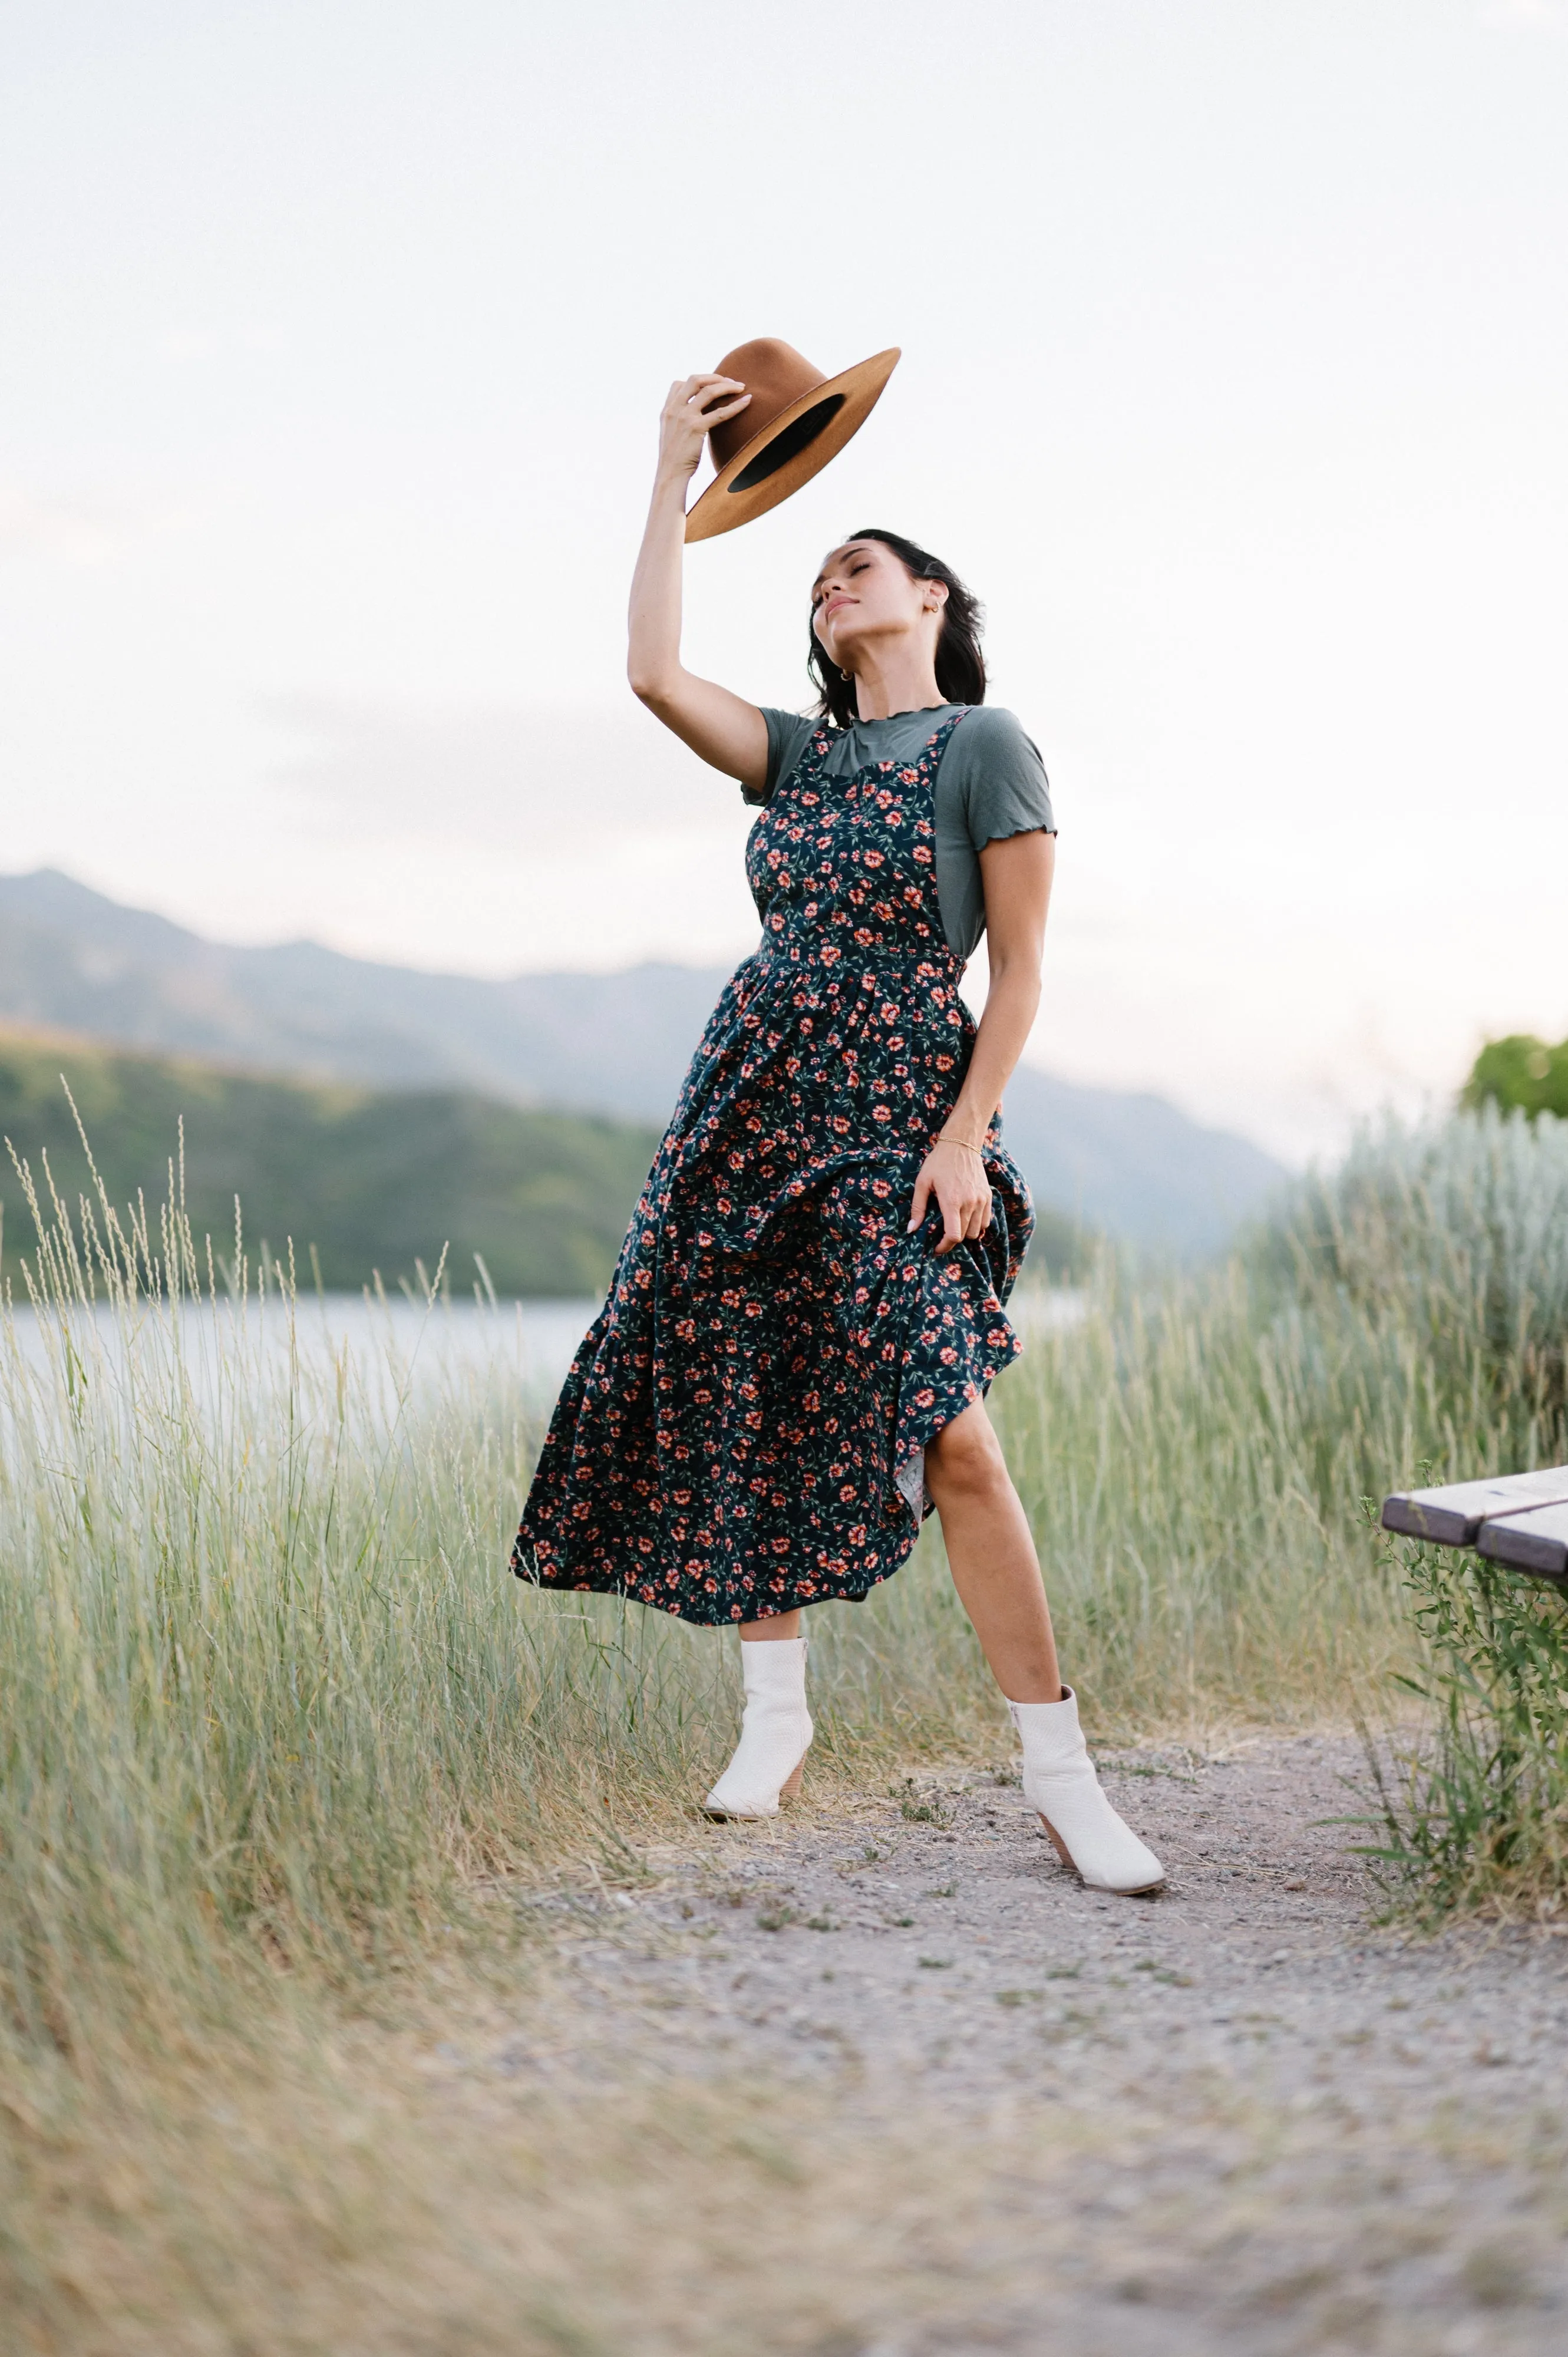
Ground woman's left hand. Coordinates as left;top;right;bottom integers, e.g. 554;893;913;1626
907;1139;993;1257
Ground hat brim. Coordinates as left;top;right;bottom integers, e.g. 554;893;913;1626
684;348;901;544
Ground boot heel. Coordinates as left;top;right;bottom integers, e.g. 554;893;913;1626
780;1754;806;1803
1037;1812;1073;1868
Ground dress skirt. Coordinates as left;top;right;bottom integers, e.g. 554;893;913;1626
512;709;1034;1626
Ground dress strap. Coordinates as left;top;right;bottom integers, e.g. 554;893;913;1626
917;705;970;765
799;721;844;778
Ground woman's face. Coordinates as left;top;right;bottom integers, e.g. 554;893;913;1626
811;539;945;675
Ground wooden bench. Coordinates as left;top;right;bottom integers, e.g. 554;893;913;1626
1381;1468;1568;1581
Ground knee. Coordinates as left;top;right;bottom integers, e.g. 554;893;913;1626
925;1409;1008;1506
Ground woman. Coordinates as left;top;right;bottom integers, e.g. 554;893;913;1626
513;370;1162;1896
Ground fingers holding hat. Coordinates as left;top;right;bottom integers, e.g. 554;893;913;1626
659;375;751;480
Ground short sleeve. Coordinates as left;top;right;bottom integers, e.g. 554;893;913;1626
744;708;818;807
948;707;1055;849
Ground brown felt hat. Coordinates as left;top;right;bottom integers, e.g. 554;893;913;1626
684;339;901;544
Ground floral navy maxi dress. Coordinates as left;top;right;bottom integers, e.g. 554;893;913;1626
512;708;1035;1626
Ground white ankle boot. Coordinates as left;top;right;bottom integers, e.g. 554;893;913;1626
703;1638;813;1820
1010;1688;1164;1894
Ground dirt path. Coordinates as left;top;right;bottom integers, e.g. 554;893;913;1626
413;1735;1568;2355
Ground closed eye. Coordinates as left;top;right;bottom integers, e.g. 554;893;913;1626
813;563;871;610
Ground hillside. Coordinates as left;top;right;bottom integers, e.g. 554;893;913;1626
0;1028;661;1299
0;869;1288;1255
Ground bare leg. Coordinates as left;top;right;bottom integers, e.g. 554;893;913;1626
923;1398;1061;1704
739;1609;804;1640
917;1404;1162;1891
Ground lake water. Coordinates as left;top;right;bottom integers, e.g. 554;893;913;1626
3;1287;1087;1413
2;1292;598;1405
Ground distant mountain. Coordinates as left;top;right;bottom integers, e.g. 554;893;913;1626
0;867;707;1111
0;869;1287;1256
0;1024;659;1299
993;1071;1286;1257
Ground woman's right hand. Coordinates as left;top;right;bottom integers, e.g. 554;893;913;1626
628;371;770;794
657;373;751;485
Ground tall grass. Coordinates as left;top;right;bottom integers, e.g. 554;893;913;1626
997;1105;1568;1732
4;1095;1566;2064
0;1125;1011;2068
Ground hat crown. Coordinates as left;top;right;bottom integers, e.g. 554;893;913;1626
708;339;825;471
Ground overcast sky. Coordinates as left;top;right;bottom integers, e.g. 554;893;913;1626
3;0;1566;1162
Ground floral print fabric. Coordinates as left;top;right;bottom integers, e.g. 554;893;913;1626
512;709;1035;1625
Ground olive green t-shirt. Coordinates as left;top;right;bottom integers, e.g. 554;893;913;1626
744;703;1055;959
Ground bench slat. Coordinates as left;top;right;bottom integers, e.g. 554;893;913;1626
1381;1466;1568;1546
1476;1502;1568;1581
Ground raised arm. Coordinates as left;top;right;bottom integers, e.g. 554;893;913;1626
628;374;771;791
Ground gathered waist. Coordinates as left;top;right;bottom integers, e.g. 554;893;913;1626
750;931;965;983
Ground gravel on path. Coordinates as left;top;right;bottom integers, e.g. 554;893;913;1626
422;1734;1568;2355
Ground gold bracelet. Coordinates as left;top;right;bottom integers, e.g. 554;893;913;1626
936;1130;987;1156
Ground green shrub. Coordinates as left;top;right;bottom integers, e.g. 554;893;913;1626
1265;1101;1568;1417
1463;1032;1568;1123
1361;1534;1568;1919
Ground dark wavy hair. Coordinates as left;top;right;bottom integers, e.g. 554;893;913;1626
807;527;986;729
